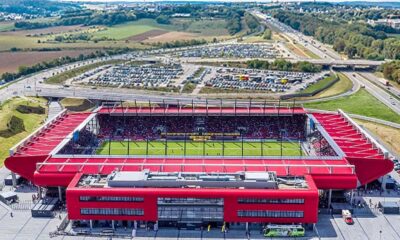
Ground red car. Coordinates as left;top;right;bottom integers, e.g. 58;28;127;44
344;216;354;225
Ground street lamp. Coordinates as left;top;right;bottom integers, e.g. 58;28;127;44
379;230;382;240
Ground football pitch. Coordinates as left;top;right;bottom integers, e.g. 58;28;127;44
96;140;304;157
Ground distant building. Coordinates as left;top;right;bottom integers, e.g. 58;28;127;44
171;13;191;18
369;19;400;29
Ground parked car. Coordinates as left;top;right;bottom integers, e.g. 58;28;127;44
342;210;354;225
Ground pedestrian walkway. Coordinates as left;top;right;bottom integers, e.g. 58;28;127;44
47;101;63;121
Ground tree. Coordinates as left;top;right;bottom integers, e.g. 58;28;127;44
333;38;346;52
263;29;272;40
156;15;170;25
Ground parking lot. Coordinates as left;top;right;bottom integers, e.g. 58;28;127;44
202;67;327;93
175;43;282;59
86;62;183;88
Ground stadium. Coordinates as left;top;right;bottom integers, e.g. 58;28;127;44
4;100;393;233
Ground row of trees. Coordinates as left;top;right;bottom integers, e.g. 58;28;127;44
380;61;400;84
273;11;400;60
0;0;79;16
246;59;322;73
15;11;138;29
1;48;130;83
153;39;207;49
226;9;244;35
244;12;260;33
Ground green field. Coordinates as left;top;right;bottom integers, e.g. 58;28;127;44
0;97;48;165
304;89;400;124
92;19;177;40
173;18;230;36
300;74;337;94
96;140;303;157
0;22;15;32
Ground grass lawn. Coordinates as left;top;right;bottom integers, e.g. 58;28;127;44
0;22;15;32
181;82;196;94
174;18;230;36
295;43;321;59
60;98;95;112
313;73;353;98
304;89;400;124
97;140;303;157
285;43;308;58
45;59;125;84
300;73;337;95
0;34;39;51
243;35;272;43
355;119;400;156
0;97;48;165
92;19;177;40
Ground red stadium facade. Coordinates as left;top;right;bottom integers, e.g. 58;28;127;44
5;103;393;229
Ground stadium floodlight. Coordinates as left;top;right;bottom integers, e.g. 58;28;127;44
148;100;152;116
261;137;264;157
248;98;252;116
220;99;223;116
146;138;149;156
263;99;267;115
234;99;237;116
177;99;181;116
184;133;187;157
241;133;244;158
292;98;296;114
134;99;138;116
164;136;168;156
163;99;166;115
127;130;130;155
206;99;209;116
108;133;112;156
192;99;194;116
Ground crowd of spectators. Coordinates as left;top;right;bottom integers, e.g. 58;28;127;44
96;115;307;141
310;131;337;156
59;129;98;155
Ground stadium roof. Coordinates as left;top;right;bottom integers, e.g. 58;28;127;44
5;106;393;190
97;106;306;116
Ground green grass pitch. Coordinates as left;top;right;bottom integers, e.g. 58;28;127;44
96;140;304;157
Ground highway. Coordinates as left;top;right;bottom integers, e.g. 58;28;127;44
0;54;132;104
359;72;400;98
252;11;342;61
185;57;383;68
344;72;400;115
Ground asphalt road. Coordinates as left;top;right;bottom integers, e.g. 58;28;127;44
359;72;400;98
345;72;400;115
252;11;341;61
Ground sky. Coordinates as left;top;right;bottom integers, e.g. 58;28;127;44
60;0;400;2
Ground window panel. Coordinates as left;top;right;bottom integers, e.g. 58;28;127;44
238;198;304;204
79;196;144;202
237;210;304;218
80;208;144;216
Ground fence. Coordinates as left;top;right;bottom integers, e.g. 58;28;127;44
280;75;339;100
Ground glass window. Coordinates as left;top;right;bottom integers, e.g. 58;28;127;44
158;206;223;220
237;210;304;218
80;208;144;216
79;196;144;202
158;198;223;205
238;198;304;204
